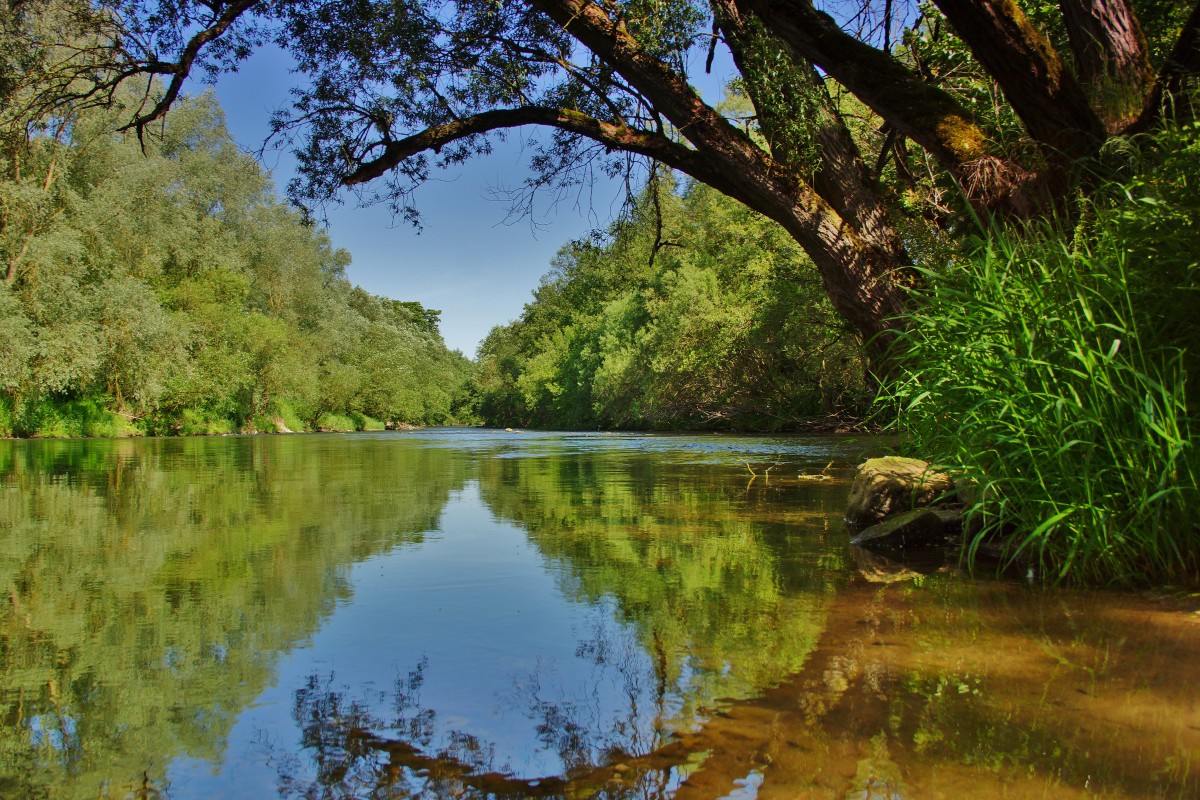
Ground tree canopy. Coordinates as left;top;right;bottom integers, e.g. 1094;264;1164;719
7;0;1197;372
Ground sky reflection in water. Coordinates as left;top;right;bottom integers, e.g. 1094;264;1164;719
1;430;1196;799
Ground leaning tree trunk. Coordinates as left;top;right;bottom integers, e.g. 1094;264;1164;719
1060;0;1154;129
530;0;915;377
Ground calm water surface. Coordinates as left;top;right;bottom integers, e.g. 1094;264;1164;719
1;429;1196;799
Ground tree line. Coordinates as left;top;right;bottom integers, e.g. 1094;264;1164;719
472;175;866;430
1;86;474;436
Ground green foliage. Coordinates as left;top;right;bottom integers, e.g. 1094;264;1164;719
1;86;474;437
315;411;382;432
886;120;1200;585
728;17;824;175
4;396;140;438
175;408;237;436
473;180;865;430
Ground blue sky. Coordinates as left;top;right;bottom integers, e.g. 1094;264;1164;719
200;44;737;356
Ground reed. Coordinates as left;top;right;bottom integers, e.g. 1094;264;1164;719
885;122;1199;585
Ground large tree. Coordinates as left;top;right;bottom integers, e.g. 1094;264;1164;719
7;0;1198;371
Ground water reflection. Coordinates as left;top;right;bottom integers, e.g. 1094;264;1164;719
2;431;1197;799
475;446;848;719
1;435;467;799
270;647;692;799
665;578;1200;799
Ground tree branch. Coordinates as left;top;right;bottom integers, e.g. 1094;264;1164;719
527;0;773;173
932;0;1105;159
341;106;720;189
732;0;992;172
713;0;906;263
117;0;263;137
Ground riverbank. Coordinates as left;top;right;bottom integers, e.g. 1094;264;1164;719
4;395;872;439
0;397;427;439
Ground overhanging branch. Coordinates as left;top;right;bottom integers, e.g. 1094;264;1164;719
341;105;720;189
117;0;263;138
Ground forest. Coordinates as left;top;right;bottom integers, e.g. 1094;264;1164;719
472;175;866;431
1;88;474;436
2;0;1198;582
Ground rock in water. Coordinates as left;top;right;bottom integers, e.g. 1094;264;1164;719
845;456;955;528
850;508;963;550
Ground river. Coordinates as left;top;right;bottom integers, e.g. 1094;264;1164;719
1;429;1196;798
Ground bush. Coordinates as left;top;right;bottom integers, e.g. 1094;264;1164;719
1;396;142;438
356;414;386;431
315;412;360;432
177;408;237;436
885;122;1199;585
274;401;309;433
0;397;13;437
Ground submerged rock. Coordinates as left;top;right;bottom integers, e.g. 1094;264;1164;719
850;507;962;550
845;457;955;528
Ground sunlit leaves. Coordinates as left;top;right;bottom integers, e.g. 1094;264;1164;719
1;86;473;435
474;178;864;429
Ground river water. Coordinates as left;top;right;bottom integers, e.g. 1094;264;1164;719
1;429;1196;799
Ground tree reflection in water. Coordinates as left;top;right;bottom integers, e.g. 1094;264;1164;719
266;571;1200;800
269;628;699;800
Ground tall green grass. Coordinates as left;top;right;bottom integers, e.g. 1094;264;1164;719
885;121;1199;586
2;396;142;438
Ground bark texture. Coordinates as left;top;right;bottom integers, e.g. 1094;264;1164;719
934;0;1106;159
1060;0;1153;129
734;0;993;172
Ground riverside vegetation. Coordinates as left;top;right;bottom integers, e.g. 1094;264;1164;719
1;91;474;437
474;118;1200;585
3;0;1198;585
471;175;867;431
884;119;1200;585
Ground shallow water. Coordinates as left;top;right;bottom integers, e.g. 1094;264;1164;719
1;429;1196;799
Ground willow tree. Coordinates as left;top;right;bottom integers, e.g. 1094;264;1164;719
10;0;1198;371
